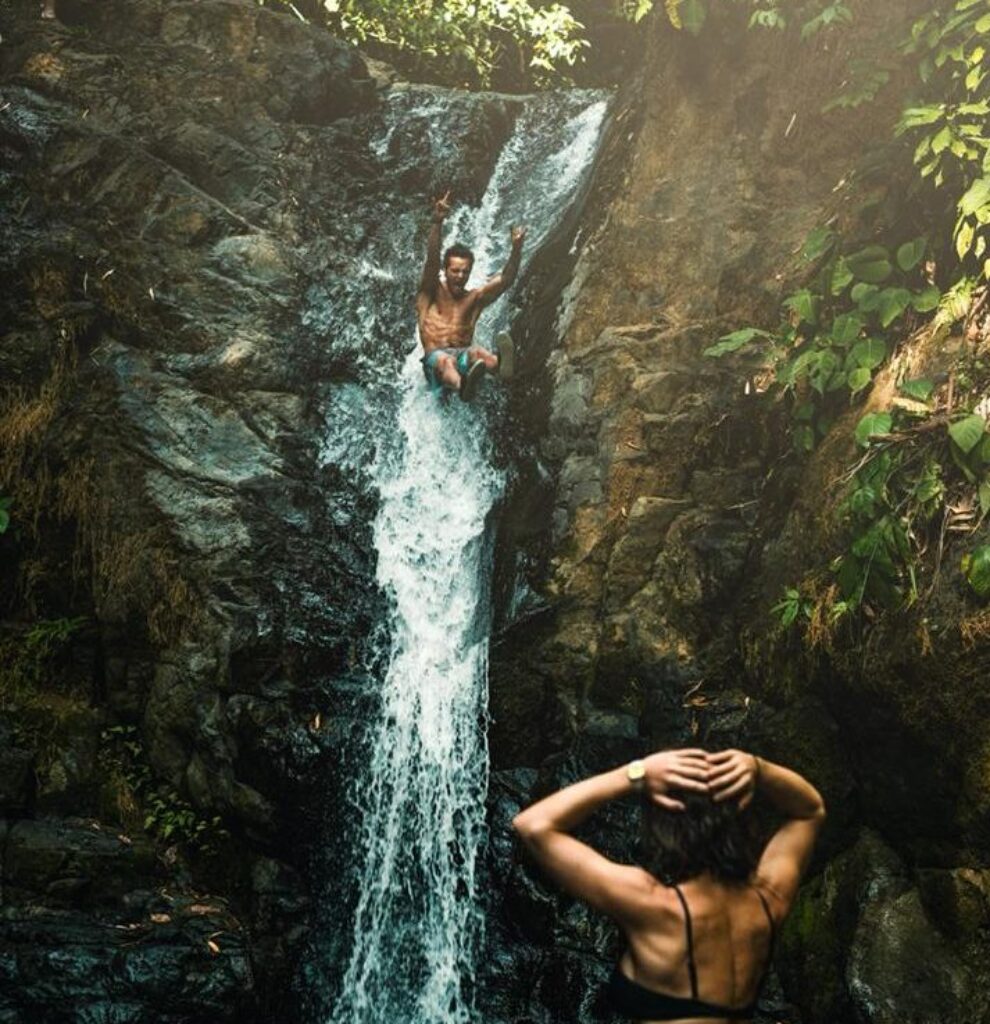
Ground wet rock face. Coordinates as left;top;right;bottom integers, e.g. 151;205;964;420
0;818;253;1023
485;3;990;1023
0;0;531;1018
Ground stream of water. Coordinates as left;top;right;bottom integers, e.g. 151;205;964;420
324;90;608;1024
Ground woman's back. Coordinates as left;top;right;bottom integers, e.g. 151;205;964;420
511;749;825;1023
614;875;776;1023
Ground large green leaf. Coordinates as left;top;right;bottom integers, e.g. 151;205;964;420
784;288;819;324
850;337;888;368
802;227;836;262
809;350;840;394
963;544;990;597
957;220;976;259
898;377;934;401
848;367;873;394
896;237;927;271
912;284;941;312
960;178;990;217
830;257;854;294
898;105;944;129
931;125;953;153
877;287;913;327
831;312;865;345
851;282;880;309
846;245;893;284
980;480;990;517
855;411;893;447
949;413;987;454
703;327;771;357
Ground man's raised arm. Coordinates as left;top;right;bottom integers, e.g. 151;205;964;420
419;191;451;300
475;225;526;308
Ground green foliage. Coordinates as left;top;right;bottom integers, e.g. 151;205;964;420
624;0;854;38
822;61;891;112
703;327;773;356
855;411;893;447
267;0;588;86
771;586;812;626
100;725;229;852
0;617;88;701
828;448;944;615
897;0;990;276
962;544;990;596
706;228;938;456
0;496;10;534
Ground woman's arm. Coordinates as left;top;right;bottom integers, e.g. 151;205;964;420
512;750;709;920
707;750;826;911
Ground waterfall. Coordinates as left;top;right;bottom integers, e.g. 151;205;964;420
323;90;608;1024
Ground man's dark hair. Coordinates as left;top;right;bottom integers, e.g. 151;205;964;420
444;243;474;267
639;790;759;885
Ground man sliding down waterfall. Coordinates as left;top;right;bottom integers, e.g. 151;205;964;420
416;190;524;402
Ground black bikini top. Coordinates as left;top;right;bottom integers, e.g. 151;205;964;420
607;885;776;1022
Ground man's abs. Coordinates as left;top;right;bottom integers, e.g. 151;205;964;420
417;293;478;352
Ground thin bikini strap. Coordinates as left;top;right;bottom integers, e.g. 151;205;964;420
671;884;699;998
754;887;777;954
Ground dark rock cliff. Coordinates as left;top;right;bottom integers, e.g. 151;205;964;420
0;1;539;1019
486;3;990;1023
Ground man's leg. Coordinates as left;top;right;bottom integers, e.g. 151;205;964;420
433;353;462;392
466;346;498;372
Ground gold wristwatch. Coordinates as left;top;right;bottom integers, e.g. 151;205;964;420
626;759;646;789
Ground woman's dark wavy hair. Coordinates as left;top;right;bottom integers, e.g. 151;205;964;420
639;789;759;885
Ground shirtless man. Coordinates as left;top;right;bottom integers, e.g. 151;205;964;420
416;191;525;401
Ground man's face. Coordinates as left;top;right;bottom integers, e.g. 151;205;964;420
445;256;472;297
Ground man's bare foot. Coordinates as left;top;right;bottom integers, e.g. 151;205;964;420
41;0;57;19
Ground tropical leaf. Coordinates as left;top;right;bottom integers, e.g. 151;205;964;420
850;337;887;368
898;377;934;401
703;327;772;357
831;312;865;344
846;245;893;284
949;413;986;454
896;237;927;271
912;284;941;312
877;287;913;327
848;366;873;394
830;257;854;294
962;544;990;597
855;411;893;447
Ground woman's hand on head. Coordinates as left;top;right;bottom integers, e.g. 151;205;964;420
706;749;758;809
642;749;710;811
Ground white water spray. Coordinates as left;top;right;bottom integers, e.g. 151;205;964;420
327;92;608;1024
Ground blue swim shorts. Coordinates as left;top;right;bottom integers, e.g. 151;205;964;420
421;348;471;392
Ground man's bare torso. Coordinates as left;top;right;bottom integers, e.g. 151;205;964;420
417;284;482;354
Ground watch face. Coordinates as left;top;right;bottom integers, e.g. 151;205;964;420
628;760;646;781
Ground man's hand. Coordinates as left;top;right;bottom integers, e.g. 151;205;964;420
641;748;709;811
433;190;452;222
706;749;759;809
511;224;527;248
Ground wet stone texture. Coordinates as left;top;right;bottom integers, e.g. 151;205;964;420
485;2;990;1023
0;0;536;1018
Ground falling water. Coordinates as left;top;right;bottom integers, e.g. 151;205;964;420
326;91;608;1024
